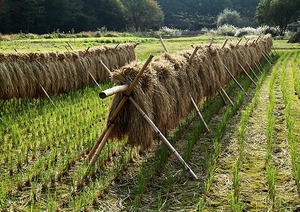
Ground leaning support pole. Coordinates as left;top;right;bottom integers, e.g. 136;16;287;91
188;47;199;63
40;84;57;108
254;61;263;74
246;62;259;80
222;39;228;48
159;36;169;53
99;85;129;99
262;49;273;62
235;38;242;47
208;37;214;48
238;63;257;86
221;62;247;95
261;50;272;65
66;42;74;51
88;71;101;89
100;59;112;76
190;95;210;133
129;97;199;180
220;87;234;106
272;46;278;56
88;55;154;164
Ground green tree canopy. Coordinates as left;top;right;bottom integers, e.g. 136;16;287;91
256;0;300;35
217;9;242;27
120;0;164;31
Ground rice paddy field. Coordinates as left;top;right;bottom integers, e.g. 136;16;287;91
0;35;300;211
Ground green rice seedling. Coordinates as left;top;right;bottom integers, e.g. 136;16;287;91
266;167;276;205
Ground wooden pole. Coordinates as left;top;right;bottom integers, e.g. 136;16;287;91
272;46;278;56
238;63;257;86
261;50;272;65
66;42;74;51
190;95;210;133
129;97;198;180
219;90;227;105
244;37;249;45
99;85;129;99
159;36;169;53
222;39;228;48
220;87;234;106
246;62;259;80
100;59;112;76
83;47;90;56
235;38;242;47
115;43;120;49
262;48;273;61
88;71;101;89
254;61;263;74
39;85;57;108
208;38;214;48
88;55;154;163
257;60;264;71
221;62;247;95
188;47;199;63
255;35;262;43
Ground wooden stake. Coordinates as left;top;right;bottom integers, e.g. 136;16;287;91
39;84;57;108
208;37;214;48
262;52;272;65
115;43;120;49
244;37;249;45
159;36;168;53
188;47;199;63
235;38;242;47
222;39;228;48
129;97;198;180
255;35;262;43
14;49;18;53
238;63;257;86
190;95;210;133
220;87;234;106
99;85;129;99
100;59;112;76
222;62;247;95
272;46;278;56
254;61;263;74
246;63;259;80
66;42;74;51
88;55;154;163
88;71;101;89
219;90;227;105
83;47;90;56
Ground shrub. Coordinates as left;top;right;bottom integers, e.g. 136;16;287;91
214;24;237;36
217;9;242;27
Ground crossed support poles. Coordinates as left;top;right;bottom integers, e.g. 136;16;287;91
87;54;199;180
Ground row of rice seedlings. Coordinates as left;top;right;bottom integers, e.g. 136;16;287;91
0;83;131;209
265;53;285;208
195;61;270;211
131;84;237;209
280;52;300;194
292;51;300;99
229;66;269;210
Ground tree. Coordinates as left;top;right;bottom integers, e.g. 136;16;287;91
256;0;300;35
217;8;242;26
120;0;164;31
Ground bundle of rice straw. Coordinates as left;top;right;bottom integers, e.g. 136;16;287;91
0;43;136;99
107;35;273;149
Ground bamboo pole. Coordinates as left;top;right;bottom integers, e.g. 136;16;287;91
220;87;234;106
190;95;210;133
129;97;198;180
83;47;90;56
208;37;214;48
238;63;257;86
262;48;273;61
261;50;272;65
188;47;199;63
100;59;112;75
255;35;262;43
254;61;263;74
257;59;264;71
32;76;56;108
115;43;120;49
39;85;57;108
159;36;169;53
235;38;242;47
222;39;228;48
244;37;249;45
246;62;259;80
219;90;227;105
272;46;278;56
88;55;154;164
99;85;129;99
67;42;74;51
88;71;101;89
221;62;247;95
